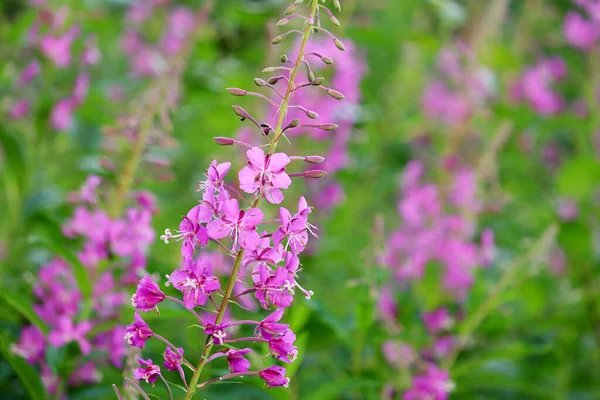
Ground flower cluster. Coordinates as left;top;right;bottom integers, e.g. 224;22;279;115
121;0;197;77
12;177;156;396
117;1;345;398
510;56;567;116
378;160;494;399
9;2;99;130
421;42;495;126
564;0;600;51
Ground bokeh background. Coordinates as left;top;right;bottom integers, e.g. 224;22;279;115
1;0;600;398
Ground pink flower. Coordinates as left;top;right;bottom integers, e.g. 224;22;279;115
253;263;294;309
9;99;29;119
73;73;90;105
422;308;453;335
50;98;75;131
207;199;263;250
124;312;153;348
257;308;289;339
239;147;292;204
259;366;289;388
167;257;220;309
403;364;453;400
268;330;298;363
68;362;102;385
225;348;252;373
11;326;45;364
133;358;161;384
163;347;184;371
198;160;231;193
48;317;92;355
564;12;600;50
132;276;165;311
18;60;41;87
272;207;308;255
39;32;76;68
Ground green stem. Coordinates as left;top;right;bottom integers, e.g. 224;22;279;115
184;1;320;397
442;225;558;370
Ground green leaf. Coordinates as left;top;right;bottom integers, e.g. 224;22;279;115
557;157;600;200
0;336;49;400
0;291;48;334
28;237;92;301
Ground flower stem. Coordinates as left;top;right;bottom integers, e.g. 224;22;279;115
442;225;558;370
270;0;321;152
197;371;260;390
184;2;320;398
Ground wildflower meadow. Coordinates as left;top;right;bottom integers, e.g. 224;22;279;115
1;0;600;399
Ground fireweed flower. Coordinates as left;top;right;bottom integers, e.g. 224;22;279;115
125;312;153;348
132;276;165;311
134;359;162;385
118;1;344;397
163;347;184;371
563;1;600;51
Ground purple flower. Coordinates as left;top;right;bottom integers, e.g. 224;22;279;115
163;347;184;371
243;235;283;267
257;308;289;339
422;308;453;335
403;364;453;400
48;317;92;355
94;326;126;367
124;312;153;348
134;358;161;384
239;147;292;204
268;330;298;363
39;32;75;68
132;276;165;311
207;199;263;250
18;60;41;87
259;366;289;388
204;323;229;345
272;207;308;255
253;263;294;309
11;326;45;364
50;98;75;131
68;362;102;385
73;72;90;105
82;36;101;65
382;340;415;369
225;348;252;373
198;160;231;193
9;99;29;119
167;257;220;309
79;175;101;204
564;12;600;51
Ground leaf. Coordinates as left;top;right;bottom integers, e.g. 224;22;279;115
28;237;92;300
0;336;49;400
557;157;600;200
0;291;48;334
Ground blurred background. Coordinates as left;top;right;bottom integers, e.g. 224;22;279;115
1;0;600;398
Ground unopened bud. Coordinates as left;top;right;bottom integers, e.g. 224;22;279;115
272;34;285;44
333;38;346;51
226;87;247;96
306;110;319;119
284;4;297;15
214;137;234;145
321;56;333;65
311;77;325;86
305;156;325;164
329;15;341;27
304;170;327;178
254;78;267;87
327;88;345;100
294;0;304;4
307;69;315;82
333;0;342;12
281;54;288;63
268;76;280;85
277;17;290;27
263;67;277;73
318;123;339;131
289;118;300;128
232;105;251;119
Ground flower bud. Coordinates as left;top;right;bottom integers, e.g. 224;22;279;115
318;123;339;131
333;38;346;51
277;17;291;27
281;54;288;63
289;119;300;128
214;137;235;145
272;34;285;44
306;110;319;119
329;15;341;27
294;0;304;4
321;56;333;65
307;69;315;82
226;88;247;96
304;170;327;178
232;105;251;119
263;67;277;73
284;4;297;15
311;77;325;86
268;76;281;85
327;89;345;100
254;78;268;87
333;0;342;12
305;156;325;164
